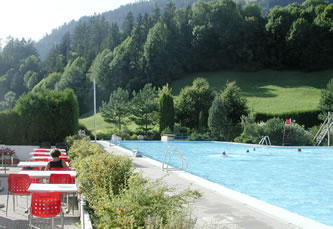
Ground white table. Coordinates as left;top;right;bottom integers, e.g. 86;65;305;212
28;183;77;193
29;152;67;156
18;161;69;168
29;152;51;156
33;148;66;152
30;156;68;160
19;170;76;178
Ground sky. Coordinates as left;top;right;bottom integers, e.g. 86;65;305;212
0;0;136;42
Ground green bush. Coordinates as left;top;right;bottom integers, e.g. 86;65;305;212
187;132;215;141
69;139;201;228
241;116;312;146
254;110;321;128
89;173;200;229
67;138;104;164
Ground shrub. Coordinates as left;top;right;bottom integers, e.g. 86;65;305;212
64;135;88;150
187;132;215;141
89;173;200;228
241;116;312;145
67;138;104;164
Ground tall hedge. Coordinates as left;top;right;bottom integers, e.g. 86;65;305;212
0;89;79;145
0;110;25;144
254;110;321;128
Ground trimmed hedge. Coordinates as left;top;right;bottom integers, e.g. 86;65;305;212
254;110;321;128
0;89;79;145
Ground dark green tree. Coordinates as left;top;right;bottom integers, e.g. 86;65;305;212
131;83;158;135
159;92;175;133
100;88;131;131
123;11;135;39
88;49;113;104
32;72;62;91
176;78;214;130
0;91;16;111
56;57;90;114
208;81;248;141
319;78;333;119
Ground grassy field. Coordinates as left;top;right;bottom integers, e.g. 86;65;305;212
80;69;333;132
79;112;139;133
171;69;333;114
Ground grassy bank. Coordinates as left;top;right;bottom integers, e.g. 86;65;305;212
171;69;333;114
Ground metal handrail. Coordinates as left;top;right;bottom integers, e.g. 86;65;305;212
162;145;187;172
259;136;271;145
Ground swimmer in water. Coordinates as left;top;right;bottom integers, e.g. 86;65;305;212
222;151;226;157
246;149;249;153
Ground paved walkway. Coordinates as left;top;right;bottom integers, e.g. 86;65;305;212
98;141;332;229
0;167;80;229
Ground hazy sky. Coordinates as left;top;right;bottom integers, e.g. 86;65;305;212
0;0;136;42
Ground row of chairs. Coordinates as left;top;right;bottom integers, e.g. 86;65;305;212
6;172;74;229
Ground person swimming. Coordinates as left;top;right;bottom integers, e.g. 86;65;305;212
221;151;226;157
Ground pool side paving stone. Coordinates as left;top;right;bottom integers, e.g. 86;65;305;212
98;140;332;229
0;167;80;229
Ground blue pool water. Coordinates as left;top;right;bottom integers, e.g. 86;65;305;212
118;141;333;227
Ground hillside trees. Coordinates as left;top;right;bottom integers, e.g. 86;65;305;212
56;57;90;114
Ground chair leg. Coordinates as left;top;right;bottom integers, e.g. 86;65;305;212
12;194;15;212
61;209;64;229
6;192;9;216
28;208;32;229
25;195;29;213
51;217;54;229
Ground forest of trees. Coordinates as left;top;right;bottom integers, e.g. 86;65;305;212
0;0;333;115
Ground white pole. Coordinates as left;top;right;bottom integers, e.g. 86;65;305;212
328;112;331;146
93;78;97;143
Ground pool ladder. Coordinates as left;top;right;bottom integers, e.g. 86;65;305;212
259;136;271;145
162;145;187;172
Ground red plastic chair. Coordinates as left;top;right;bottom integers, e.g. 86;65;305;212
50;167;72;171
6;174;31;216
49;174;73;185
33;158;49;162
21;166;40;183
28;192;64;229
33;153;50;157
49;174;74;214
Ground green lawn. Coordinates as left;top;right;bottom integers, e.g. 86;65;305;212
79;113;139;133
171;69;333;114
80;69;333;132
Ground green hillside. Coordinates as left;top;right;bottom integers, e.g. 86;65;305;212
80;69;333;132
170;70;333;114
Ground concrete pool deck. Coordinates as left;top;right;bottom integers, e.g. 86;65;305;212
98;141;333;229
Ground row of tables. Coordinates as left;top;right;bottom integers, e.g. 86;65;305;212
17;148;77;193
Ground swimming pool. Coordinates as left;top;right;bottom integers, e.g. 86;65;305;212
118;141;333;227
